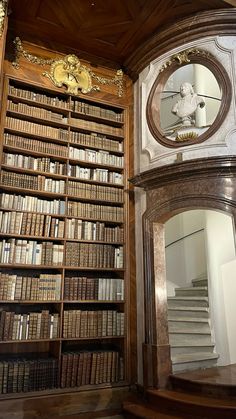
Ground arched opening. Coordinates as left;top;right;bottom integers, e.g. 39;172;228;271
165;209;236;372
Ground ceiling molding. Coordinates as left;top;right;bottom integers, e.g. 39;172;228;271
124;8;236;80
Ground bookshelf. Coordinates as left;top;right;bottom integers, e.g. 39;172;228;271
0;77;129;396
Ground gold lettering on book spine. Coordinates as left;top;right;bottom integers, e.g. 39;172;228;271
12;37;124;97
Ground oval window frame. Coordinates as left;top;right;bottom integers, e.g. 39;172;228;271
146;48;232;148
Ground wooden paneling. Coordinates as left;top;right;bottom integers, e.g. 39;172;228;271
7;0;232;71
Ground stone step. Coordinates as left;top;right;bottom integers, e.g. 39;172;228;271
169;331;213;345
192;276;208;287
169;320;210;333
168;296;209;307
168;306;209;318
172;352;218;365
175;286;208;297
172;357;218;373
170;322;211;334
168;316;209;323
171;343;215;356
169;322;211;333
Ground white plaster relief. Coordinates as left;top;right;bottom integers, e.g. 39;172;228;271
135;36;236;172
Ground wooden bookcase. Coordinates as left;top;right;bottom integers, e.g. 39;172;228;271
0;75;132;398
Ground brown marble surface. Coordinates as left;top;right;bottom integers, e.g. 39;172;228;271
174;364;236;386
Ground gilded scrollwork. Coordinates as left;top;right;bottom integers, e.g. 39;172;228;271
159;48;211;74
0;0;7;38
43;55;99;95
12;37;124;97
89;69;124;97
12;37;55;69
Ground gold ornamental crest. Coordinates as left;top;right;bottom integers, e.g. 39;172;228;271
43;54;98;95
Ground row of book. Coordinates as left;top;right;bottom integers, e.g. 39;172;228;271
64;276;124;301
0;193;66;215
0;171;66;194
63;309;124;338
0;211;124;242
0;239;123;267
5;131;123;159
0;193;123;223
0;240;64;265
8;100;123;127
65;243;123;268
8;85;124;126
71;100;123;122
3;153;67;175
0;349;123;394
0;273;124;302
8;100;67;123
70;117;123;138
67;200;123;222
3;153;124;184
70;131;123;153
61;350;124;387
69;146;124;168
66;220;124;242
4;133;68;157
6;117;68;141
0;356;59;394
68;166;123;184
0;273;61;301
0;310;59;341
0;206;123;236
67;180;123;202
0;212;65;238
9;84;69;109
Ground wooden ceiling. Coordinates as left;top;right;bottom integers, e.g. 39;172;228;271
8;0;232;69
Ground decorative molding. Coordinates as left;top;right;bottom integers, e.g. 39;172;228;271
89;68;124;98
124;9;236;79
43;54;98;95
0;0;7;38
159;48;211;74
130;156;236;190
12;37;124;97
12;37;55;68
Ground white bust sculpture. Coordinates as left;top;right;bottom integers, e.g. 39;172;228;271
171;82;205;126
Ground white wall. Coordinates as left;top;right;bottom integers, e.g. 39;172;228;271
221;260;236;365
165;210;207;295
165;209;236;366
204;210;236;365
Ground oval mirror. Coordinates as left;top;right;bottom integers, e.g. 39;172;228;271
147;49;231;148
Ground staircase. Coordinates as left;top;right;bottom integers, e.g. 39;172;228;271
167;273;218;372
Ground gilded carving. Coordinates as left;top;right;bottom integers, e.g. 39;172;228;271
89;69;124;98
12;37;55;69
43;55;98;95
12;37;124;97
159;48;211;74
0;0;7;37
175;131;199;142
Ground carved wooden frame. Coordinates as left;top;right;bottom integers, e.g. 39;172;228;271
146;49;232;148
